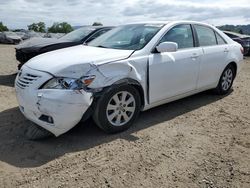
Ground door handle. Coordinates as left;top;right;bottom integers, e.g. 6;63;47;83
191;53;199;59
224;48;229;53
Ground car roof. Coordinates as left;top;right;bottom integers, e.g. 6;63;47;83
125;21;168;25
77;26;114;30
120;20;217;27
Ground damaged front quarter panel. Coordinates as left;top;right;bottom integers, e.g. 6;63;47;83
82;58;149;108
86;60;143;89
50;59;144;91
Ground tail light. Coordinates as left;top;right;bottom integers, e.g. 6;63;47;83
240;47;244;55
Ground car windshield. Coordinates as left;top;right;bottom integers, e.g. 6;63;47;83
60;27;96;42
5;32;17;36
88;24;164;50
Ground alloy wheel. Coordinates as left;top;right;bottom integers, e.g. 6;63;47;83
221;68;233;91
106;91;136;126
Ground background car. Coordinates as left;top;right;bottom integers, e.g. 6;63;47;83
223;30;250;56
0;31;22;44
15;30;42;40
15;26;114;69
43;33;65;39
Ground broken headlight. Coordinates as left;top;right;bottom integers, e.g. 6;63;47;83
41;75;96;90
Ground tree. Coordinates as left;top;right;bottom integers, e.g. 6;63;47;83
48;22;73;33
0;22;8;32
92;22;103;26
37;22;46;32
28;22;46;32
238;29;243;34
28;23;38;31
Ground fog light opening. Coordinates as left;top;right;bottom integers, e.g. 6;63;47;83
39;115;54;124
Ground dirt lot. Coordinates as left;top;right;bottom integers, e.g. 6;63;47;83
0;44;249;188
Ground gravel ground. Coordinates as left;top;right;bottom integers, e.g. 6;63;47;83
0;44;249;188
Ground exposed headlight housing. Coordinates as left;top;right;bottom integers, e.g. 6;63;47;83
81;75;96;86
41;75;96;90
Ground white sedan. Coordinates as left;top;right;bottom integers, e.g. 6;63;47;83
15;21;244;139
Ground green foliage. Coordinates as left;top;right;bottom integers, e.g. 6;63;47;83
92;22;103;26
0;22;8;32
28;22;46;32
48;22;73;33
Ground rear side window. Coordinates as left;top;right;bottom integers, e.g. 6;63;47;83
215;32;226;45
159;24;194;49
195;25;217;46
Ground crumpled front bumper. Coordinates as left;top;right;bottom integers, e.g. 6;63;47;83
15;65;93;136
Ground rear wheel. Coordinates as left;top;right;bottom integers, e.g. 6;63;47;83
215;64;235;95
93;85;141;133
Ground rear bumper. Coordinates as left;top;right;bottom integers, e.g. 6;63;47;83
15;65;93;136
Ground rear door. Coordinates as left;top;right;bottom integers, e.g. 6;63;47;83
194;25;229;88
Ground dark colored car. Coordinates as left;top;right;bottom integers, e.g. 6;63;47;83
15;26;114;69
0;31;22;44
223;31;250;56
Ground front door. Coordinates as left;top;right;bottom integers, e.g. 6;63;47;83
148;24;202;104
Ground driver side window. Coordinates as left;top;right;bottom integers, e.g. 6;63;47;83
160;24;194;49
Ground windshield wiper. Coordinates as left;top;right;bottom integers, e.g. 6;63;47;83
97;45;108;48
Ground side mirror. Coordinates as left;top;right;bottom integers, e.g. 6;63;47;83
156;42;178;53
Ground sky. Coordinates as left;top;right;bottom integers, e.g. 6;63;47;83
0;0;250;29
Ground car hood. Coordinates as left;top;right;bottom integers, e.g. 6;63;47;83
6;35;21;40
15;37;69;50
25;45;134;78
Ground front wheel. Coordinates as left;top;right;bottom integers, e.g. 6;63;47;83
93;85;141;133
215;64;235;95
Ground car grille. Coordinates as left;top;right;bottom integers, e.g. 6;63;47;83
16;72;40;89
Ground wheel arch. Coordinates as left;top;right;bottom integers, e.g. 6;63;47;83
215;61;237;95
93;78;145;110
228;61;237;77
216;61;237;86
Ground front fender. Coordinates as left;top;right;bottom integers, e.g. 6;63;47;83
87;60;142;89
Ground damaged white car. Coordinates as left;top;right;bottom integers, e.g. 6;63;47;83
15;21;244;139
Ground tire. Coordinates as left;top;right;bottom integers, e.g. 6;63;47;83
93;85;141;133
243;48;248;56
246;48;250;56
25;122;53;140
215;64;235;95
